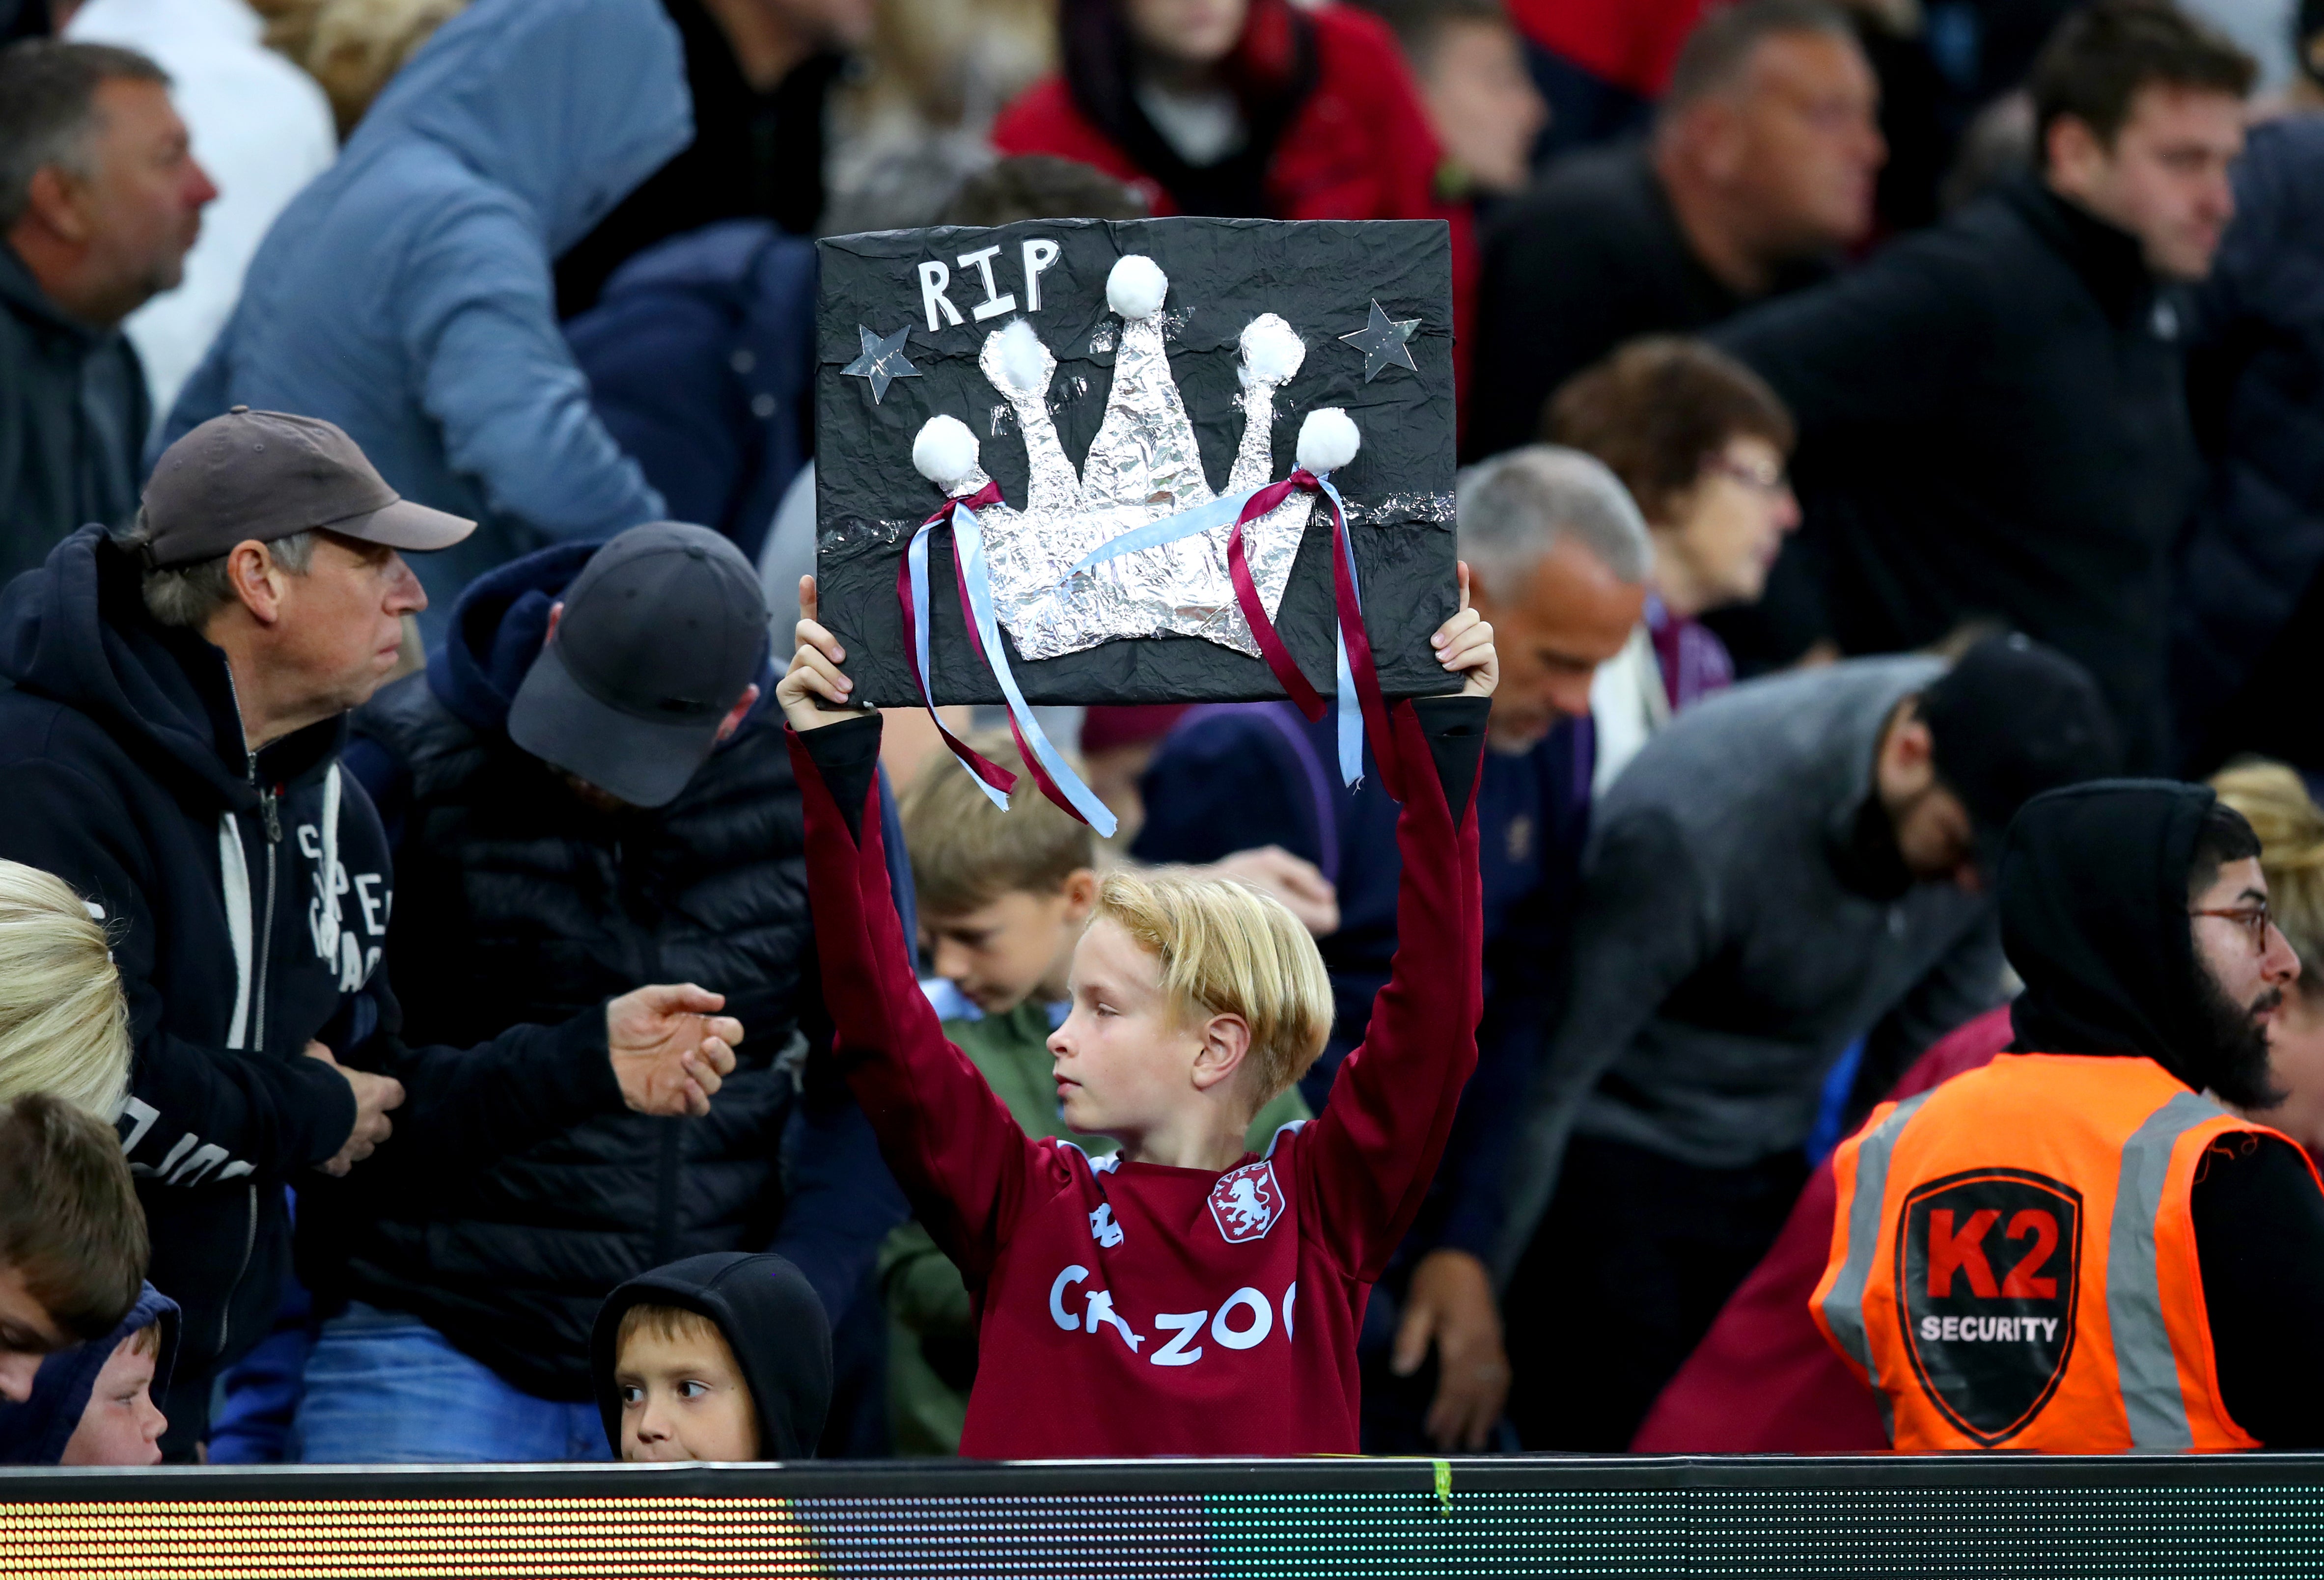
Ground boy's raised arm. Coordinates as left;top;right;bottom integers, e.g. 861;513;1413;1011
1300;577;1493;1283
780;579;1042;1283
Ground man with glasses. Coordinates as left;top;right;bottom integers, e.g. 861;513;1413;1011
1813;780;2324;1451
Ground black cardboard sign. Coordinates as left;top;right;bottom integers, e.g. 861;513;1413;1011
814;216;1456;706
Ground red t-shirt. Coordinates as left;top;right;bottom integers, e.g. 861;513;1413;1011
788;701;1482;1457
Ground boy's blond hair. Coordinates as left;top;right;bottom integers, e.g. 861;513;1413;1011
1095;869;1333;1107
0;860;131;1121
902;732;1096;915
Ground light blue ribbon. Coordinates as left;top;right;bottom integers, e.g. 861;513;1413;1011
906;517;1009;813
1064;473;1371;789
1319;476;1366;789
1069;487;1269;577
932;502;1119;838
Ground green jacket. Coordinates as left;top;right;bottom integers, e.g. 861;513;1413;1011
879;998;1312;1455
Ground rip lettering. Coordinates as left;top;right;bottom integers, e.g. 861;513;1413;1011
1021;239;1060;310
918;260;964;331
957;245;1018;322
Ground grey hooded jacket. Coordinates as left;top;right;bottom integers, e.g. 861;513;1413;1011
158;0;688;625
1494;656;2004;1276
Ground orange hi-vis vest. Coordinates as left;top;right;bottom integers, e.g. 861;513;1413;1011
1811;1052;2315;1452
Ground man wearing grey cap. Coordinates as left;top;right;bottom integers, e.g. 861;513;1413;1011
0;408;747;1457
303;521;908;1463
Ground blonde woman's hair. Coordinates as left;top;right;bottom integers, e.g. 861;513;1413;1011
902;732;1096;916
0;861;131;1121
2211;759;2324;981
1094;869;1333;1109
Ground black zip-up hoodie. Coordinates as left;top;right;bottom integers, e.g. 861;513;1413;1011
0;526;620;1438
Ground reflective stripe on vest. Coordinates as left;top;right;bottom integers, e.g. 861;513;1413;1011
1814;1054;2287;1454
1817;1090;1933;1442
2108;1091;2223;1450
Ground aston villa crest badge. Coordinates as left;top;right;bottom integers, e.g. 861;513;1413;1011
1208;1159;1285;1246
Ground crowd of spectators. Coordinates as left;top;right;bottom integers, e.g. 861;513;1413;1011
4;0;2324;1466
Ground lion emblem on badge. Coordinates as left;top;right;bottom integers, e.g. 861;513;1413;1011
1208;1159;1285;1244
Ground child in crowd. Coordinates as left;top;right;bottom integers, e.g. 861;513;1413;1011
0;1284;175;1466
776;571;1494;1457
590;1253;833;1463
884;736;1314;1453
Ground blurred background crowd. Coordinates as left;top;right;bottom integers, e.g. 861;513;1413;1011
4;0;2324;1467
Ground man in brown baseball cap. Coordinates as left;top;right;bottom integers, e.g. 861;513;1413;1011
0;407;746;1457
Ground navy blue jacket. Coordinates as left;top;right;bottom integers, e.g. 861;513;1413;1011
0;528;617;1410
332;543;909;1397
1133;702;1594;1265
564;220;816;562
2176;117;2324;750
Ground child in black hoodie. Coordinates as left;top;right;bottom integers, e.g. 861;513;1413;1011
590;1253;831;1462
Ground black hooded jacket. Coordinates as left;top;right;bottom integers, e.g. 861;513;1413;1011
590;1252;832;1459
326;543;907;1398
2001;781;2324;1447
1717;179;2201;768
0;527;625;1437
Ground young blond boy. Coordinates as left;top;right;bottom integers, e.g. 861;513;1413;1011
884;737;1311;1452
591;1252;832;1463
777;571;1495;1457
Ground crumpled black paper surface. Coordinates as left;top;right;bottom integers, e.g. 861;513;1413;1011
815;216;1456;706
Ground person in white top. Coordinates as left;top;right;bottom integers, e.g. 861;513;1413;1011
65;0;334;417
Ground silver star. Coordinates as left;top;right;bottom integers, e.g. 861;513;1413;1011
842;323;921;404
1339;300;1420;382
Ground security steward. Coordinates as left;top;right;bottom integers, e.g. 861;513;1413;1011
1814;781;2324;1451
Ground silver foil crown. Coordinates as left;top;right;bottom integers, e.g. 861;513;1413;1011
916;255;1328;663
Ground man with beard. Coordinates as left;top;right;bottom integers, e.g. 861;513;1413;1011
1815;781;2324;1451
1495;633;2116;1451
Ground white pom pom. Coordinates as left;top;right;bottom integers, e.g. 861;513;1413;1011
913;415;980;487
1296;408;1360;475
995;318;1050;395
1107;254;1167;319
1239;314;1305;387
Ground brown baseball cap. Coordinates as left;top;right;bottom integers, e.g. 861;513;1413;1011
139;407;474;568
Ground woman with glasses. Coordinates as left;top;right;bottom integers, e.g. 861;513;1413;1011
1545;334;1800;790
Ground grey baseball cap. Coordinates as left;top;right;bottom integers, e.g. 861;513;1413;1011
508;522;769;809
141;407;473;568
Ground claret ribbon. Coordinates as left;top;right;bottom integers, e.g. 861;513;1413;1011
1070;471;1398;799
